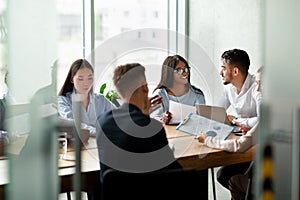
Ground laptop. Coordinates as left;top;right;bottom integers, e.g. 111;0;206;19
195;104;232;125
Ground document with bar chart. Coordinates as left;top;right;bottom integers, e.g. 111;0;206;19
176;113;234;140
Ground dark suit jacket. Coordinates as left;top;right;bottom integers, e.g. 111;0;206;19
97;103;182;182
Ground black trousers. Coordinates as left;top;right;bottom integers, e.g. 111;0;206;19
217;161;252;190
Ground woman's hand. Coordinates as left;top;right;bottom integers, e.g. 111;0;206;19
160;111;172;124
194;132;207;143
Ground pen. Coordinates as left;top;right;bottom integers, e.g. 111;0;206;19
181;115;190;125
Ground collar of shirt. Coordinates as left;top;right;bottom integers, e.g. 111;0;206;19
231;74;255;95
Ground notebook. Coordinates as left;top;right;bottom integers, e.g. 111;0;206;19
195;104;231;125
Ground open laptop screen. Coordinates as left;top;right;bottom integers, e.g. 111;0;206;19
195;104;231;125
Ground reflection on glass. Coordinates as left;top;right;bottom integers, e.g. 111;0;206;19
0;0;7;85
56;0;83;91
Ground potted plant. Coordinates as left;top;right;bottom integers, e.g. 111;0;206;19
99;83;120;107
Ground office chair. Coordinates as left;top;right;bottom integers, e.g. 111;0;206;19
102;168;207;200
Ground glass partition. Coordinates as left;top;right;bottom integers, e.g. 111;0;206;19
6;0;58;200
4;1;189;199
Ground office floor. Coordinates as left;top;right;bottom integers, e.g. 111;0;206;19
58;167;231;200
209;167;231;200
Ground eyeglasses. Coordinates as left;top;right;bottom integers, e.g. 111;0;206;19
174;67;189;75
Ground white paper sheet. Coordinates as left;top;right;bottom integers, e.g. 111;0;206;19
168;101;196;124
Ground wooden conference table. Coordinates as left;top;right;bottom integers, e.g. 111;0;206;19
0;124;254;197
164;125;255;169
58;124;254;193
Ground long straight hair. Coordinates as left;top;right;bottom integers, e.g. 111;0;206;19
153;54;191;93
58;59;94;96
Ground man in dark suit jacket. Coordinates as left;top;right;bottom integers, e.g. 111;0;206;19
97;63;182;182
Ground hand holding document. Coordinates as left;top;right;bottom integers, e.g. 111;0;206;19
161;111;173;124
168;101;196;124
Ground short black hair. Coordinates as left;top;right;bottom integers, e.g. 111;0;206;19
221;49;250;75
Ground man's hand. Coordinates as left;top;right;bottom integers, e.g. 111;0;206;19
227;115;252;135
240;126;251;135
227;115;236;124
149;95;162;113
227;115;243;127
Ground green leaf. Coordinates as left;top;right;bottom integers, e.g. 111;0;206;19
99;83;106;94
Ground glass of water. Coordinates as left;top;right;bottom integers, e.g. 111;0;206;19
58;132;67;159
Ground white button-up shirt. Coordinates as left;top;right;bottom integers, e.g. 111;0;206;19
217;74;262;127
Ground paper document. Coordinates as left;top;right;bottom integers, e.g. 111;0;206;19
176;113;234;140
168;101;196;124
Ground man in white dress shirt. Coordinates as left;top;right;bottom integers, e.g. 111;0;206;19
196;64;262;199
215;48;262;192
218;49;261;128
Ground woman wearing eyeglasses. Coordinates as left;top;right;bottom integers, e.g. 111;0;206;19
153;54;205;124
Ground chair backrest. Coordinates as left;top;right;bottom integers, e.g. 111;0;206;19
102;168;205;200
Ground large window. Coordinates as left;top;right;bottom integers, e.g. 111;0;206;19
56;0;83;92
4;1;264;199
92;0;169;94
56;0;188;96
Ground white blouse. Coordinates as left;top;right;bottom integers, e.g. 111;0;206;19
57;90;115;136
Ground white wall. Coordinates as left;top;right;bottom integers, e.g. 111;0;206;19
189;0;262;105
